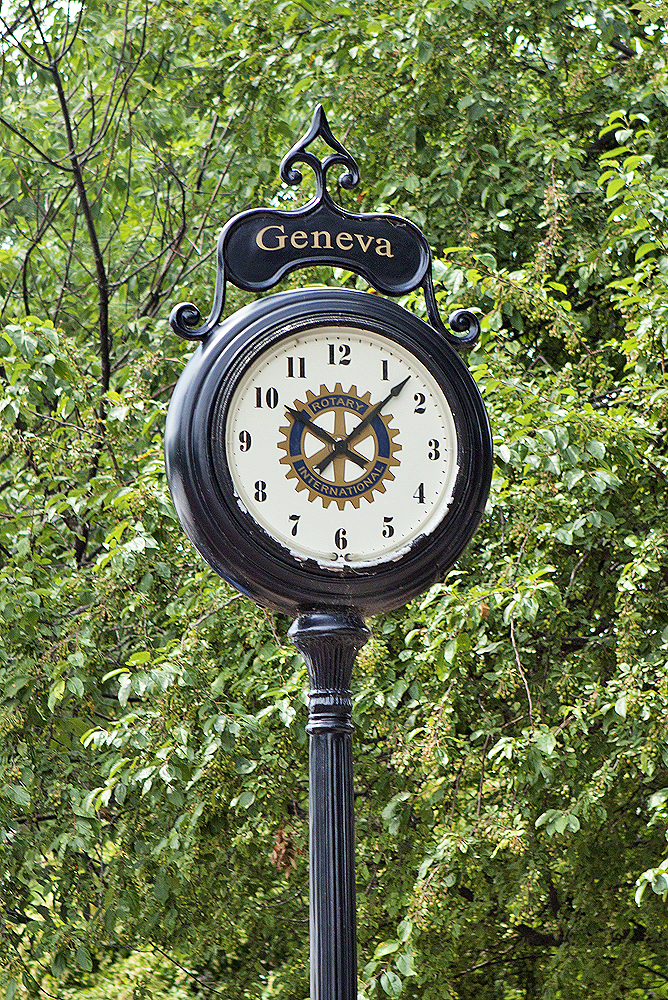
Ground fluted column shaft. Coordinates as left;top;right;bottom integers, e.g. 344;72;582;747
288;612;370;1000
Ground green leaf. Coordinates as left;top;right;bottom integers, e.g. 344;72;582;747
76;945;93;972
380;969;403;997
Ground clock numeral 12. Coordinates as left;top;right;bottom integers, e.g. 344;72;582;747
328;344;351;365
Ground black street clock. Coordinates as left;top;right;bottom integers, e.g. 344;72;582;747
165;106;492;617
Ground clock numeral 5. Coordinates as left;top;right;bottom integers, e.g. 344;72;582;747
382;516;394;538
255;387;279;408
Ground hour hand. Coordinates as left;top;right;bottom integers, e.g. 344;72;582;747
286;407;368;470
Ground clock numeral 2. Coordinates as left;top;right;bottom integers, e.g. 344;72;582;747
334;527;348;550
328;343;351;365
414;392;426;414
255;387;279;408
254;481;267;502
287;357;306;378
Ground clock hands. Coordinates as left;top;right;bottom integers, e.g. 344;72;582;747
285;406;368;470
315;376;411;475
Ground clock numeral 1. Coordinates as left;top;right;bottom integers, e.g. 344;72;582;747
382;516;394;538
381;359;389;381
334;527;348;550
414;392;426;414
287;357;306;378
289;514;300;536
328;343;351;365
428;439;440;460
414;483;426;504
238;430;252;452
254;481;267;502
255;387;279;408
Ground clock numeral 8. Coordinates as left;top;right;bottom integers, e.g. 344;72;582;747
254;481;267;502
334;527;348;550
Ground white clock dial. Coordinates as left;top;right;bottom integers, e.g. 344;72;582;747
224;324;459;568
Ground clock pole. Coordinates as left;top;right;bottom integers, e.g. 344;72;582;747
288;611;371;1000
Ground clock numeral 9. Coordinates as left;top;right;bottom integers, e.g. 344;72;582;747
428;439;440;460
328;343;351;365
334;527;348;550
254;481;267;502
238;430;252;452
382;516;394;538
255;387;279;408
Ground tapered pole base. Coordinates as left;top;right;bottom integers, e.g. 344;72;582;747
289;611;371;1000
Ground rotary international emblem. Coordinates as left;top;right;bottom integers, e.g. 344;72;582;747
278;383;401;510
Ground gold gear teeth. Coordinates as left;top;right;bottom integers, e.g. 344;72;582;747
279;384;401;510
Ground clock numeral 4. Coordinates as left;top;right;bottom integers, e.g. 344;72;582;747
328;343;351;365
334;527;348;550
254;481;267;502
255;387;279;408
414;483;426;504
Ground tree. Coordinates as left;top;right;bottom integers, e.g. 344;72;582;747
1;1;668;998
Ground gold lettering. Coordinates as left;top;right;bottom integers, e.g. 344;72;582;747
336;231;353;250
256;225;287;250
291;230;308;249
311;231;333;249
375;238;394;257
354;234;373;253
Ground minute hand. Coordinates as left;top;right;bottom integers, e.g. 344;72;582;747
316;376;411;475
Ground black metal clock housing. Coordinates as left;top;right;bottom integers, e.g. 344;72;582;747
165;286;492;617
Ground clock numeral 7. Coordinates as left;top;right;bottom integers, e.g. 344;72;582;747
289;514;300;536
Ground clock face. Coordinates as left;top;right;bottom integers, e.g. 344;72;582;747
165;288;492;615
220;325;459;568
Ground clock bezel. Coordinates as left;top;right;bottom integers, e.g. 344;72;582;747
164;287;492;617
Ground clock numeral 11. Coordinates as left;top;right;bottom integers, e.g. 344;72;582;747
287;357;306;378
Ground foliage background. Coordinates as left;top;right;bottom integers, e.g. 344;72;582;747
1;1;668;998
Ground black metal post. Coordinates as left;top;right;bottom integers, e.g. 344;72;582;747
288;611;371;1000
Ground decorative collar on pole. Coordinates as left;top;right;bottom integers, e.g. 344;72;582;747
170;105;480;349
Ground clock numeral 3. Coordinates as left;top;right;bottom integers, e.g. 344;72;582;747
428;439;440;460
414;483;426;504
289;514;300;536
255;387;279;408
254;481;267;502
414;392;426;414
382;516;394;538
328;343;351;365
238;430;252;452
334;527;348;550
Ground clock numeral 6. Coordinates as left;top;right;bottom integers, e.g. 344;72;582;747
254;481;267;502
255;387;279;408
238;430;252;452
382;516;394;538
334;527;348;550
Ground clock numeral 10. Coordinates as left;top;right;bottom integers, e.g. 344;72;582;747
255;387;279;408
287;357;306;378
